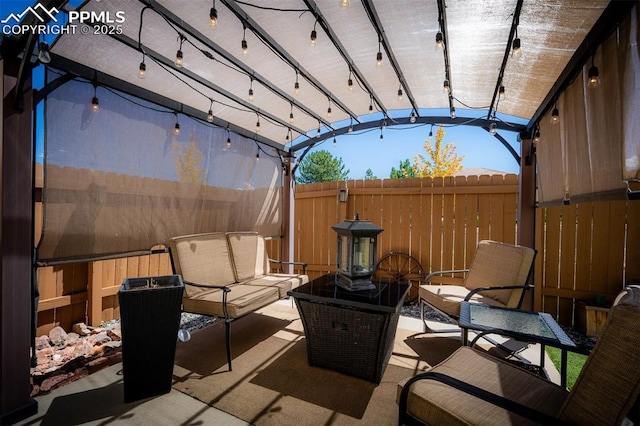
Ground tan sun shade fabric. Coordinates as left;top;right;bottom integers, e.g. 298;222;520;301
537;9;635;205
36;76;283;264
621;5;640;182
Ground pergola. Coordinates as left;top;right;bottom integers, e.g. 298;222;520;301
1;0;638;422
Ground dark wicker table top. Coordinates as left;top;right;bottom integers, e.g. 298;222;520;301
288;273;409;313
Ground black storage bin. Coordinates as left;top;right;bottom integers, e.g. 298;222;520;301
118;275;184;403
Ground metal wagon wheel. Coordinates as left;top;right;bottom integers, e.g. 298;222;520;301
375;252;425;303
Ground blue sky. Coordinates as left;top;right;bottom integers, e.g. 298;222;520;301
296;111;527;180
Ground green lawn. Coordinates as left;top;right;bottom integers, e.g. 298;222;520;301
546;347;588;390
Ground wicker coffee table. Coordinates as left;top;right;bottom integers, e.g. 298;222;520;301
288;274;410;384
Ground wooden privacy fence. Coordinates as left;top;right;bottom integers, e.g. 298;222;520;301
294;176;640;328
294;175;520;301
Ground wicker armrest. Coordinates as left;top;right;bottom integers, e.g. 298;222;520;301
268;258;308;274
398;371;565;426
423;269;469;283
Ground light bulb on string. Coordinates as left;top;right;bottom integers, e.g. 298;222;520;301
91;84;99;112
489;122;497;135
207;99;214;122
340;0;349;9
310;20;317;47
175;34;185;68
443;79;450;94
289;104;295;123
550;106;559;124
209;0;218;28
327;99;332;118
450;107;456;119
138;57;146;79
294;71;300;95
587;56;601;88
534;129;540;143
409;111;416;123
435;31;443;50
512;34;521;58
499;85;505;99
241;26;248;56
347;70;354;92
376;39;383;67
397;85;403;100
248;78;254;102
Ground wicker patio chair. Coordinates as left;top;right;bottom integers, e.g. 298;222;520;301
398;285;640;425
418;240;535;331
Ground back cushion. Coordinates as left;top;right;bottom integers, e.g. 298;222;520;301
226;232;269;281
169;232;236;295
464;240;534;305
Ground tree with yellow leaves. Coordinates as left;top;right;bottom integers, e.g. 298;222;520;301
413;125;464;177
174;133;206;184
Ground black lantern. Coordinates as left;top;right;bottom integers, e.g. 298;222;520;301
332;214;383;291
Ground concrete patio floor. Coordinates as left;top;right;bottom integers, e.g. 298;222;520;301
14;300;560;425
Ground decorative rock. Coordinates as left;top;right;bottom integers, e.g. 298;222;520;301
48;326;68;346
72;322;92;336
35;335;51;350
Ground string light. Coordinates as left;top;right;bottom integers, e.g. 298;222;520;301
175;34;185;68
138;59;146;79
255;149;260;162
91;85;99;112
289;104;295;123
376;38;383;67
499;85;505;99
347;70;354;92
534;129;540;143
409;110;416;123
310;20;317;46
348;118;353;132
248;78;254;102
207;99;214;122
294;71;300;94
489;122;497;135
317;120;321;136
174;115;181;135
512;30;521;58
550;105;559;124
241;25;248;56
435;31;443;50
443;79;450;94
368;96;374;113
379;126;384;142
340;0;349;9
397;85;403;100
333;135;337;147
256;116;260;132
209;0;218;28
327;98;332;118
587;56;600;88
450;107;456;119
226;126;231;148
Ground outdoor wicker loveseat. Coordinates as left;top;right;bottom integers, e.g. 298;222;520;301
168;231;308;371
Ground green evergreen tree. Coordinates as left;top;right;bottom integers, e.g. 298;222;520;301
364;168;377;180
390;159;417;179
295;150;350;183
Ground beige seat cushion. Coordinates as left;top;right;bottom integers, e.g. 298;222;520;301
169;232;236;297
420;284;506;317
226;232;269;281
181;284;279;318
244;274;309;298
398;347;568;425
